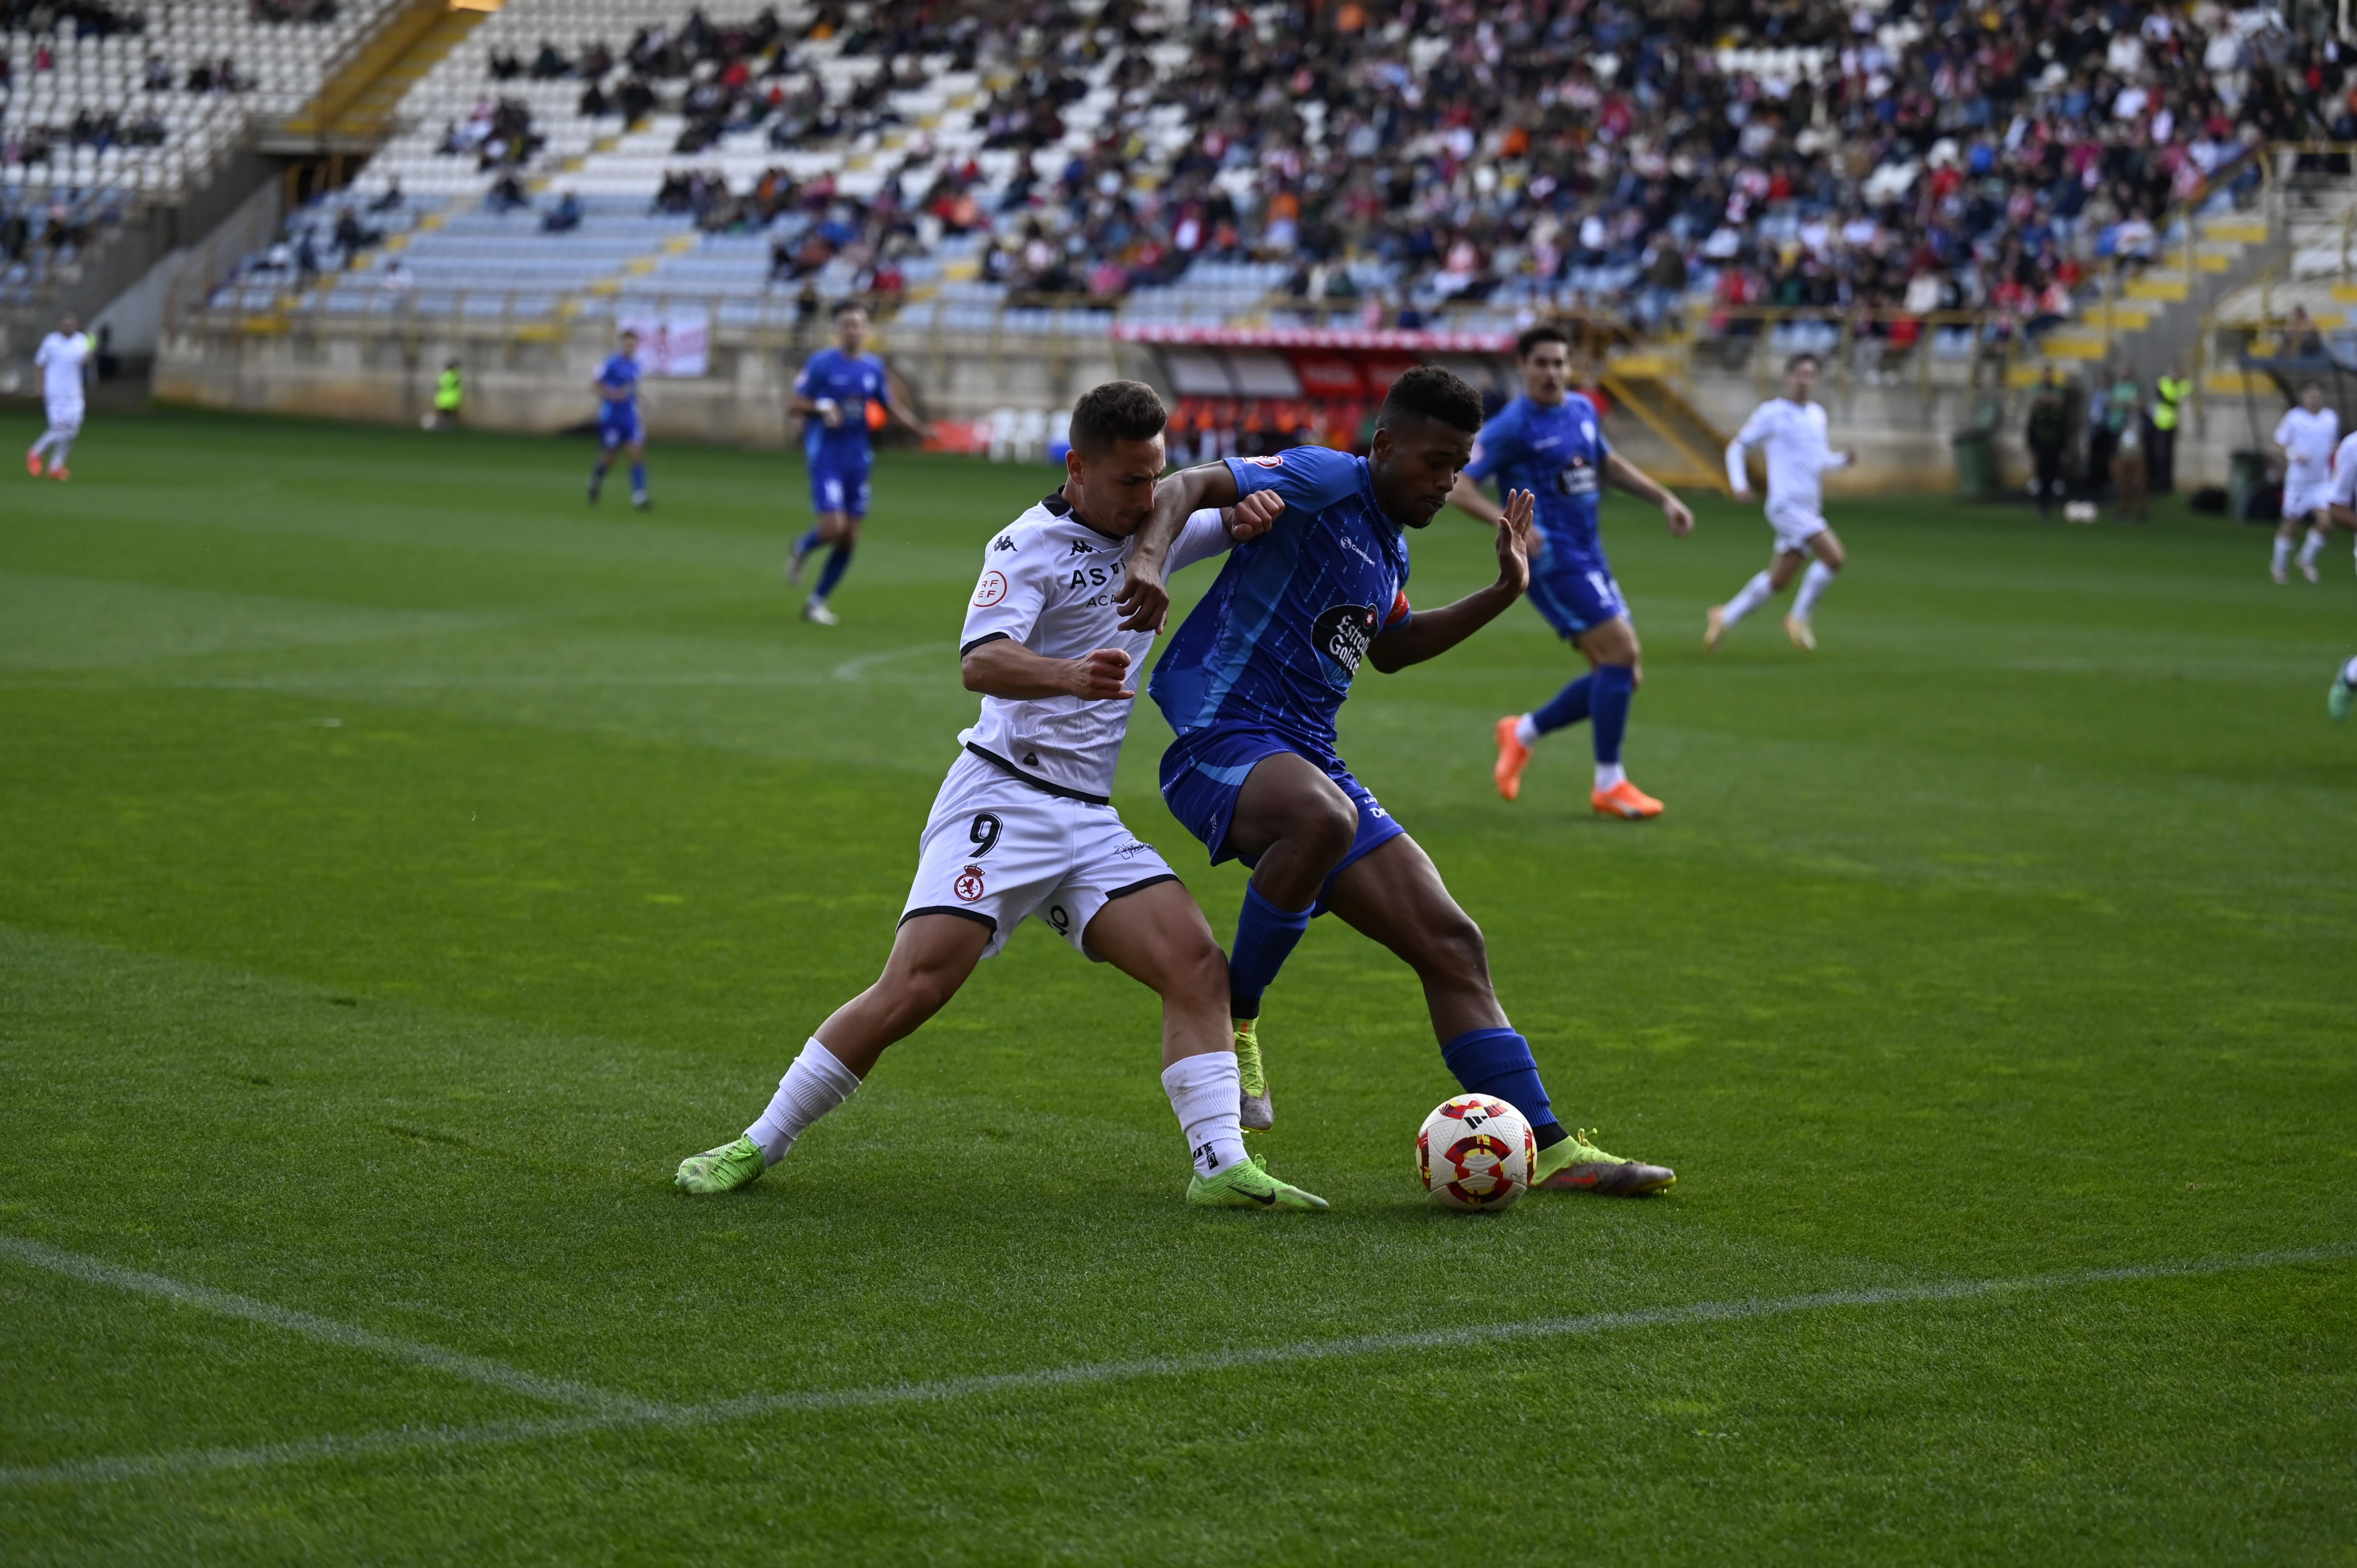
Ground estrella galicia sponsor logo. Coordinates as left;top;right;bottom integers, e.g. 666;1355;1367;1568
1312;602;1380;676
1555;456;1599;498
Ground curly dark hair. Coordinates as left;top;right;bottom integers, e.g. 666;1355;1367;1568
1070;380;1168;455
1377;365;1484;436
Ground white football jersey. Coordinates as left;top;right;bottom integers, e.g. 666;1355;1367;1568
957;498;1231;801
35;331;90;405
2275;406;2339;489
1727;397;1850;512
2329;431;2357;509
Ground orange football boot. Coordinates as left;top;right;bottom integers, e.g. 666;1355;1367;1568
1591;779;1663;820
1492;716;1530;801
25;452;41;477
49;466;69;482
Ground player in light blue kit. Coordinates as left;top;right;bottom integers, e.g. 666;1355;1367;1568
786;303;931;625
1448;323;1694;819
587;328;650;510
1125;367;1676;1194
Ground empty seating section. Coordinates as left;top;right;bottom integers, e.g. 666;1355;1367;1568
2;0;407;197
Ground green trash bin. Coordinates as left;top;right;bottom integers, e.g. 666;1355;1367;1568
2227;449;2267;522
1952;427;1999;501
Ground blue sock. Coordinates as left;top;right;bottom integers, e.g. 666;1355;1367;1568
1589;664;1634;765
796;526;824;554
815;539;855;599
1531;673;1594;735
1228;881;1312;1019
630;462;646;494
1440;1026;1558;1136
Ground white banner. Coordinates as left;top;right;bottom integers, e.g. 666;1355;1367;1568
618;309;710;378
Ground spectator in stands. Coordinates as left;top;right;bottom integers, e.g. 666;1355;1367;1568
579;79;613;117
488;49;524;81
488;172;528;212
541;191;583;233
378;258;413;296
142;54;170;91
333;207;380;256
369;178;404;214
529;41;571;80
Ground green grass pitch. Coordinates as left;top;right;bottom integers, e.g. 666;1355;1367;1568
3;407;2355;1563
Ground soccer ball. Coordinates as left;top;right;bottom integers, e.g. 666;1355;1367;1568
1417;1094;1535;1213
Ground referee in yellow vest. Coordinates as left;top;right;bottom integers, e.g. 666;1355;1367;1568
428;360;463;431
2150;362;2189;493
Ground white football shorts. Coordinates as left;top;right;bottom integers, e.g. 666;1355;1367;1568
899;749;1178;961
2284;478;2334;521
44;399;84;434
1767;497;1829;552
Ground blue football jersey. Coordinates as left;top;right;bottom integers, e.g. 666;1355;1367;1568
595;353;641;420
1150;446;1413;750
1465;392;1610;567
795;347;888;464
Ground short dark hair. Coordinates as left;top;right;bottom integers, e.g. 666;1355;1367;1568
1378;365;1484;436
1070;380;1168;455
1516;323;1571;360
834;300;867;319
1785;352;1820;373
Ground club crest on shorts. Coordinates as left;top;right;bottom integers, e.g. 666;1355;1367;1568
954;865;987;902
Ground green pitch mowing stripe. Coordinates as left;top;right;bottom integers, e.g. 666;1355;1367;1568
5;1238;2350;1490
3;409;2356;1561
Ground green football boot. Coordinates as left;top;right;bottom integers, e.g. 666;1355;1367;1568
1533;1127;1676;1196
2331;666;2354;722
674;1134;765;1194
1187;1152;1328;1211
1234;1017;1273;1130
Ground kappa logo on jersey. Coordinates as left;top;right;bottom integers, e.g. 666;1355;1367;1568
954;865;987;902
1311;602;1380;676
973;570;1009;607
993;534;1016;552
1067;539;1095;556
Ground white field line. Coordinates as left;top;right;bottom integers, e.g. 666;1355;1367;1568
0;1237;651;1418
1;1239;2349;1492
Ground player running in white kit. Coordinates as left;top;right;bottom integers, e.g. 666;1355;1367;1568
2274;381;2339;584
26;313;91;481
1710;352;1857;652
673;381;1325;1210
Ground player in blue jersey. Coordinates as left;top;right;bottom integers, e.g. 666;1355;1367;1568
786;302;931;625
1124;367;1676;1194
1449;323;1694;819
587;328;650;510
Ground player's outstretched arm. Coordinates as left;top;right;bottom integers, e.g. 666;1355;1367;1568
1604;452;1694;536
1368;489;1537;674
962;637;1137;701
1117;462;1244;633
1724;433;1754;499
1446;471;1504;526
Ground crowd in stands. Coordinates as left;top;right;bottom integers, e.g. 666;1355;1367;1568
435;98;543;170
431;0;2332;337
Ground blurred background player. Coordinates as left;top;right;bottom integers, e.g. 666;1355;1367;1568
2272;380;2337;584
1131;367;1676;1194
674;381;1323;1210
2332;655;2357;721
786;303;931;626
587;329;650;510
426;360;463;431
1452;323;1694;820
27;312;91;481
1712;353;1857;652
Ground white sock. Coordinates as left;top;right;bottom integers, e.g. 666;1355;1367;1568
1594;760;1625;791
1720;570;1775;626
1794;560;1837;620
48;432;74;468
744;1038;862;1165
2274;535;2295;572
2343;655;2357;685
1162;1051;1247;1179
2301;529;2330;567
1514;713;1539;748
31;428;64;460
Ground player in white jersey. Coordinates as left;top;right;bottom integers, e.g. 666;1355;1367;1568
2273;381;2339;584
673;381;1326;1210
26;313;92;482
1709;352;1857;652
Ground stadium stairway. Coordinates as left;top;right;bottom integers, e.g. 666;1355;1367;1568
272;0;497;153
1599;353;1733;494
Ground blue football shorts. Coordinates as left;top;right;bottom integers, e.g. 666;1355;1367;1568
1159;723;1406;916
811;461;872;518
598;410;643;450
1526;558;1626;641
